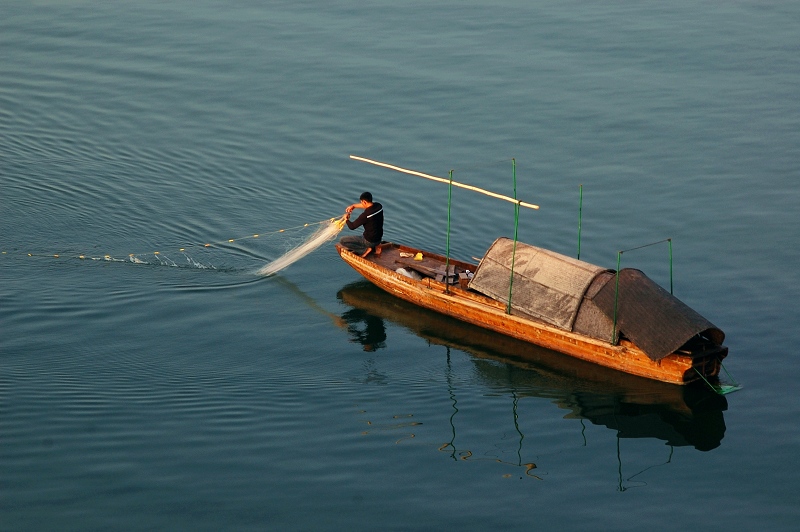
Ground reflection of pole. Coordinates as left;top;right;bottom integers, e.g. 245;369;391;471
624;445;675;489
507;364;524;466
579;418;587;446
504;365;540;479
617;432;676;491
279;277;348;331
512;390;523;467
445;347;458;461
617;432;626;492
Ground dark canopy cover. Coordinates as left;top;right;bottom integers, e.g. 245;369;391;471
588;268;724;360
469;238;724;361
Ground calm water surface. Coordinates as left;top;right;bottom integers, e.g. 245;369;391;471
2;1;800;530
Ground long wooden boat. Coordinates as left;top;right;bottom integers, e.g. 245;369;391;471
336;238;728;386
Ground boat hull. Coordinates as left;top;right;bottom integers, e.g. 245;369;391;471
336;242;727;385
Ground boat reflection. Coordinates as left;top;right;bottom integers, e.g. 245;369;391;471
336;281;727;452
339;306;387;352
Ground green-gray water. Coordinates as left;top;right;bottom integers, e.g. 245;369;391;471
3;1;799;530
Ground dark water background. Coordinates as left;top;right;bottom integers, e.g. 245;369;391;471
2;1;799;530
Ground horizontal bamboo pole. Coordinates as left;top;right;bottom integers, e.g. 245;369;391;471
350;155;540;210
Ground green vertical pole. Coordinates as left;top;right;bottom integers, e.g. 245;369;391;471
445;169;454;293
612;251;621;344
507;159;519;314
577;184;583;260
668;238;673;294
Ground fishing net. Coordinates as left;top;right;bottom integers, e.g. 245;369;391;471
28;216;347;275
257;217;345;276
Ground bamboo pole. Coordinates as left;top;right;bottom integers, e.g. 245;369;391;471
507;158;520;315
445;169;454;294
350;155;540;210
577;184;583;260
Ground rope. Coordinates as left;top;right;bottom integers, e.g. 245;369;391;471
6;217;340;264
721;362;739;386
693;362;741;395
611;237;674;344
618;238;673;254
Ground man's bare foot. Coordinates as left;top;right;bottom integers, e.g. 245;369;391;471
361;247;373;258
375;245;382;256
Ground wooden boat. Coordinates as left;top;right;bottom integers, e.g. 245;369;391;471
336;238;728;386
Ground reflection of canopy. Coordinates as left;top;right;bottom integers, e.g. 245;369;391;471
471;359;727;451
469;238;725;361
337;281;728;451
567;391;727;452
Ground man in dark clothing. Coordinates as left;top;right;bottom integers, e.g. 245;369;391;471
340;191;384;257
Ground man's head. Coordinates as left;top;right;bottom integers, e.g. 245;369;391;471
359;191;373;204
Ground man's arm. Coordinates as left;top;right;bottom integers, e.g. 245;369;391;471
345;203;365;214
345;209;368;230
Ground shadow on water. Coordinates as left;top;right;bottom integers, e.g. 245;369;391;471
335;281;727;453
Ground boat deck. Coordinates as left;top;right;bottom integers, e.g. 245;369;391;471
368;242;477;285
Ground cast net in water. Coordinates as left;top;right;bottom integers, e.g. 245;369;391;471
27;218;344;276
257;217;345;276
16;217;346;276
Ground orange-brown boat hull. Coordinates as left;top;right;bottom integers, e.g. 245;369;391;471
337;243;727;385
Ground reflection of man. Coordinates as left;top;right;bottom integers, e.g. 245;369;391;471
340;308;387;352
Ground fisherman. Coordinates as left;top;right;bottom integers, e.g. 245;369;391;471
340;191;384;257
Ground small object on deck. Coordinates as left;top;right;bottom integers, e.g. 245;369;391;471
414;252;423;261
435;273;459;284
399;252;414;258
395;259;455;280
396;267;423;280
